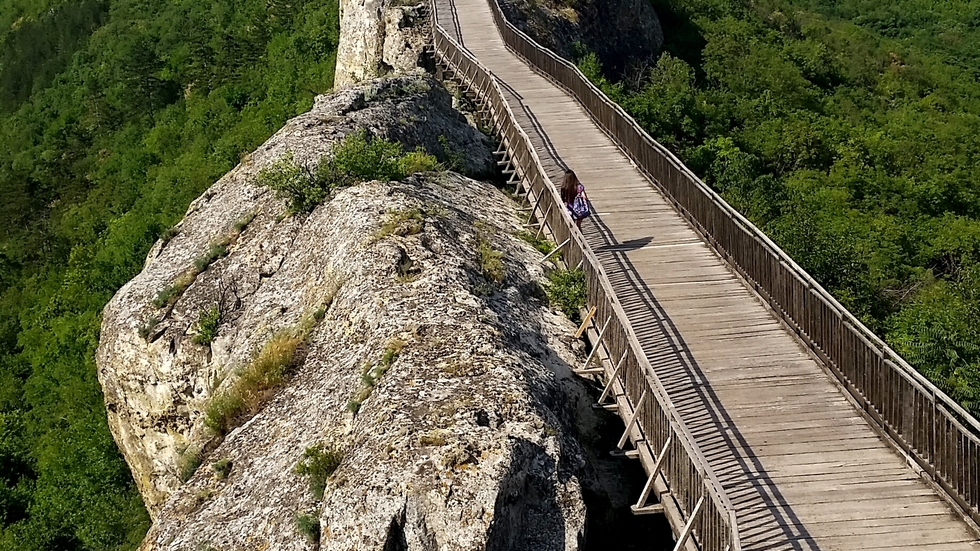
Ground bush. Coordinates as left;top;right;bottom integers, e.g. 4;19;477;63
258;132;441;213
192;306;222;345
438;134;464;172
295;513;321;542
545;269;586;321
295;445;344;499
256;151;326;214
399;147;442;174
518;231;554;255
327;129;405;184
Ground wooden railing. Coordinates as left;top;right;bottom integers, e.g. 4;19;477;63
429;6;741;551
482;0;980;526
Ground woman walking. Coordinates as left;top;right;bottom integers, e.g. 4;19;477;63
561;169;590;230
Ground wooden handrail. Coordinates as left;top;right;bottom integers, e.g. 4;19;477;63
482;0;980;525
428;4;742;550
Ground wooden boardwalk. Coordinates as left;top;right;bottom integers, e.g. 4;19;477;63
435;1;980;549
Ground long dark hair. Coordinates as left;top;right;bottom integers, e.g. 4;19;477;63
560;170;579;204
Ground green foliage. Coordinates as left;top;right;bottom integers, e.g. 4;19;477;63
578;0;980;415
194;245;229;273
294;445;344;500
154;216;251;309
295;512;321;542
204;330;306;435
256;152;326;214
545;269;586;321
193;306;222;345
178;447;203;483
437;135;464;172
478;237;505;283
211;458;232;480
347;340;404;414
400;147;442;174
375;208;425;241
328;129;406;184
0;0;340;546
138;316;161;340
473;223;505;286
258;132;440;213
518;231;561;263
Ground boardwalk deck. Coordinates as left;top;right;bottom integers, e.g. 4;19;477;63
434;1;980;549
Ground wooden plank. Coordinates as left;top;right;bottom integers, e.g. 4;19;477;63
438;3;980;549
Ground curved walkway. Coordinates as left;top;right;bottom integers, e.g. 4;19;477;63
434;1;980;550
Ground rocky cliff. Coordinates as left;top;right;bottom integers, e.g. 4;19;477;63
497;0;664;79
334;0;431;87
96;74;609;550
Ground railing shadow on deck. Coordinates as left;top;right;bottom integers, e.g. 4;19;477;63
587;214;819;551
481;0;980;530
429;8;742;551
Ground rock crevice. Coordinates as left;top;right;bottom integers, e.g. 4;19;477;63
97;75;597;550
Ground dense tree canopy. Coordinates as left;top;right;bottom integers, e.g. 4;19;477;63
0;0;340;548
580;0;980;415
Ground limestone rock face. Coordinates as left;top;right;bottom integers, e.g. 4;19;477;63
97;75;593;550
335;0;431;87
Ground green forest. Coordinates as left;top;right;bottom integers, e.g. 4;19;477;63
579;0;980;417
0;0;340;548
2;0;980;548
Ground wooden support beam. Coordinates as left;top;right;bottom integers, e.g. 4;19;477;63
632;433;672;514
609;449;640;459
541;238;570;264
525;194;543;225
575;316;611;374
617;389;648;449
574;306;597;338
672;495;705;551
535;204;554;239
631;503;665;516
575;367;605;375
597;350;629;405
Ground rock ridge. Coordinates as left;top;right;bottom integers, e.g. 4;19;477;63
96;75;600;550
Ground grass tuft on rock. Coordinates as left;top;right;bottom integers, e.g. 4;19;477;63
545;269;586;321
374;208;424;241
211;458;232;480
347;339;405;414
204;331;303;435
178;447;204;483
295;512;321;542
295;445;344;500
138;316;161;340
202;298;331;436
153;212;255;309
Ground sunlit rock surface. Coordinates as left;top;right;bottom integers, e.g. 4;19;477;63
335;0;431;87
97;75;596;550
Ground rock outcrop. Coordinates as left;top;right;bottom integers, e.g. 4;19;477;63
334;0;431;87
96;75;600;549
497;0;664;79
